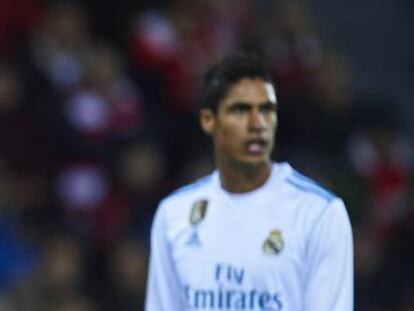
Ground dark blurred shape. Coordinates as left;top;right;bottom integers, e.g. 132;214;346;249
0;61;57;175
104;239;148;310
31;1;91;92
372;205;414;310
0;0;43;57
264;0;322;98
3;233;94;310
116;140;167;240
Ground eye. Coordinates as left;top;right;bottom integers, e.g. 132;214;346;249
229;104;249;114
260;103;276;114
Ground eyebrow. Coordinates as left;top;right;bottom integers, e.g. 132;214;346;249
227;100;277;108
260;100;277;107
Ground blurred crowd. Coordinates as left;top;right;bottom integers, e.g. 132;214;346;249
0;0;413;310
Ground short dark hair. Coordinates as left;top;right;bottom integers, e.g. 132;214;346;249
200;52;275;112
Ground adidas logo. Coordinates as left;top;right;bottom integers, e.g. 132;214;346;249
186;231;201;247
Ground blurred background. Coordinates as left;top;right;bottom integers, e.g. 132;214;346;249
0;0;413;310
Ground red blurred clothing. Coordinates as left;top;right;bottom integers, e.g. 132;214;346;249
368;161;410;240
0;0;43;56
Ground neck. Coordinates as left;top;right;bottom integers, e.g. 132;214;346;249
217;159;272;193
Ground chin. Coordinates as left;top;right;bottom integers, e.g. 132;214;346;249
232;156;271;170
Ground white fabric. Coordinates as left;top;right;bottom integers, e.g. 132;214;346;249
146;163;353;311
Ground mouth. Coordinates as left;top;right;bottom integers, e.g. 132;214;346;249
245;138;268;155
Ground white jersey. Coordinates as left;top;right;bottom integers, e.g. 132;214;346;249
146;162;353;311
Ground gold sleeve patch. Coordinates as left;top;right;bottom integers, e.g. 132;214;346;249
190;199;208;225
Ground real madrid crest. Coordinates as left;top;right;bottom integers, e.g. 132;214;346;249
189;199;208;225
263;229;284;255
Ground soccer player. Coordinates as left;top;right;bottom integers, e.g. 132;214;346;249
145;52;353;310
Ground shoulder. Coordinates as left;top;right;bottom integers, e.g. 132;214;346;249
156;173;215;218
278;164;351;238
151;173;215;239
281;164;337;204
162;173;214;205
279;163;350;226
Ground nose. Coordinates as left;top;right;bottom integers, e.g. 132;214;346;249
248;109;265;131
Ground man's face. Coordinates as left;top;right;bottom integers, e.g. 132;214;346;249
201;78;278;168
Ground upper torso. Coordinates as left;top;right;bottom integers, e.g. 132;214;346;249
159;162;344;310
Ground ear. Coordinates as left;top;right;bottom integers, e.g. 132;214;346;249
200;108;215;135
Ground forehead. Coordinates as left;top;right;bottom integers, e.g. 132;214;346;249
220;78;276;107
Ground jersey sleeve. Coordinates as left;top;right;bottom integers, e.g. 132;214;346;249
304;198;354;311
145;202;187;311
